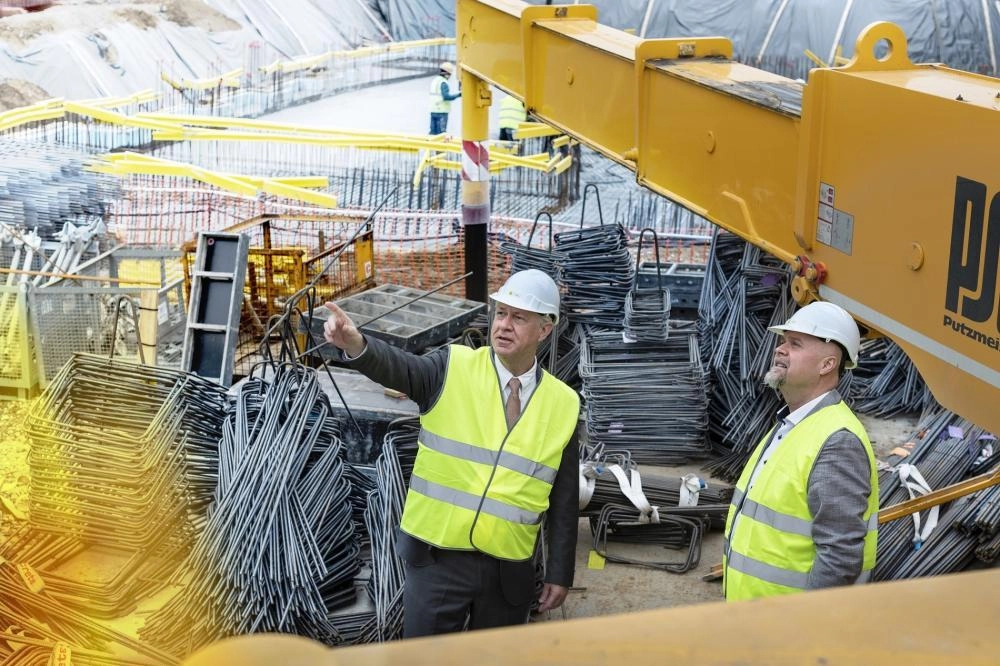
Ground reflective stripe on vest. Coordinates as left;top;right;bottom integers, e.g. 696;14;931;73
429;75;450;113
723;400;878;600
420;429;559;484
409;476;540;525
399;345;579;561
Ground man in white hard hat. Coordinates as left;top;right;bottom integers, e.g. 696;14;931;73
429;61;461;135
722;301;879;601
322;269;580;637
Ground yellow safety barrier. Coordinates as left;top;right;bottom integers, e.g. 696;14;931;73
259;37;455;74
160;69;244;92
94;152;338;208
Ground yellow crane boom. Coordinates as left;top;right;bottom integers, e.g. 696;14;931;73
458;0;1000;437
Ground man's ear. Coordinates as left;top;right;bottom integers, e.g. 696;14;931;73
819;354;838;377
538;318;554;342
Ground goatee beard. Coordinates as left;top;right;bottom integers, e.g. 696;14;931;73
763;368;784;390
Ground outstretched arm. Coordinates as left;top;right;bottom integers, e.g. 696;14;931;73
441;81;461;101
322;302;447;411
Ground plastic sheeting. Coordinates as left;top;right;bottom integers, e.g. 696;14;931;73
518;0;1000;78
375;0;455;40
2;1;996;104
0;1;391;101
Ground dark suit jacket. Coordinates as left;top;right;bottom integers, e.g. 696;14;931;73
345;335;580;599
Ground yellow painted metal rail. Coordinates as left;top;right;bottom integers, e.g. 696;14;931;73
458;0;1000;436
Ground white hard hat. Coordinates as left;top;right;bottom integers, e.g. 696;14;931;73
768;301;861;369
490;269;560;323
439;61;455;75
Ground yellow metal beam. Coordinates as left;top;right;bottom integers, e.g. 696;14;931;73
259;37;455;73
94;153;337;207
181;568;1000;665
457;0;1000;436
0;99;65;131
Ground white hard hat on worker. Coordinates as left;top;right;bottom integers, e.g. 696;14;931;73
490;269;560;323
768;301;861;369
439;61;455;75
489;270;560;369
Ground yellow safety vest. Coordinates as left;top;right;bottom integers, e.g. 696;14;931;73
429;75;451;113
499;96;526;131
722;400;878;600
399;345;579;561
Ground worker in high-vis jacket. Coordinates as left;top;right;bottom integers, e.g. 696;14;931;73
498;93;526;141
429;61;461;135
323;269;580;637
723;301;878;601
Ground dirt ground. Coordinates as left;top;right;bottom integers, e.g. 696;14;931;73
565;411;922;620
0;0;238;109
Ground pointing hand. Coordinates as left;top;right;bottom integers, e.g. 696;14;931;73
323;302;366;358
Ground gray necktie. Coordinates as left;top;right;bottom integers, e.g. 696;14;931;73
505;377;521;430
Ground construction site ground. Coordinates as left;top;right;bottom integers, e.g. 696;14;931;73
0;392;919;624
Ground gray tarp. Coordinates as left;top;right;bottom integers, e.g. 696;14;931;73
375;0;455;40
0;1;391;100
521;0;1000;77
1;1;996;102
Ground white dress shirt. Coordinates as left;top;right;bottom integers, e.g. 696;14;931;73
493;353;537;413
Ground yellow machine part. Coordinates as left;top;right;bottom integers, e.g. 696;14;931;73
181;568;1000;665
457;0;1000;436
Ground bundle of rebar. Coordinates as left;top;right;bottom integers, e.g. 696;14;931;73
847;337;932;417
0;561;176;665
579;448;732;573
0;142;120;239
352;418;420;643
878;483;1000;580
7;354;227;620
580;448;733;527
498;212;564;278
555;223;634;328
624;229;671;342
539;321;583;389
139;366;360;654
580;329;710;464
697;230;795;481
874;407;996;580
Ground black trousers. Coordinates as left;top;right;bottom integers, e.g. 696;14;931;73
402;546;533;638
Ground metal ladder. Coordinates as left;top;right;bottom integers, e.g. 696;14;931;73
181;232;249;387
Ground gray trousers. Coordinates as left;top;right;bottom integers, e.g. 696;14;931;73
402;547;532;638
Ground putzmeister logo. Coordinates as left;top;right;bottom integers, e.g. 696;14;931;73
944;177;1000;352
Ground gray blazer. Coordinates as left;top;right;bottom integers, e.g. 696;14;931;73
800;390;875;588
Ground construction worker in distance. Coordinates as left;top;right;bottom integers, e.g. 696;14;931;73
429;61;461;135
322;269;580;637
723;301;879;601
498;93;527;141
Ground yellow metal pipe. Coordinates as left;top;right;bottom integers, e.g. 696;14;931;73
260;179;338;208
878;467;1000;524
160;69;243;91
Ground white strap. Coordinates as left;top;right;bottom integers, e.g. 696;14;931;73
679;474;705;507
896;463;938;548
606;464;660;523
578;463;596;510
